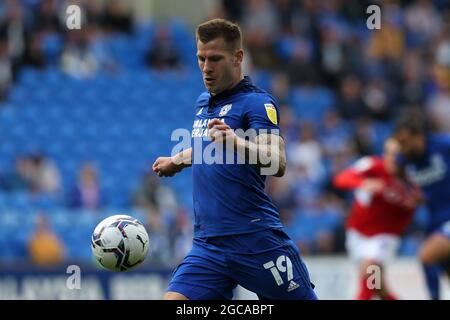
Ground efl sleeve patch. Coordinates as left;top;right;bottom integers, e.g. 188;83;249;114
264;103;278;125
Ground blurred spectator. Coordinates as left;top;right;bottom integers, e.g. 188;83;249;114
28;153;61;195
362;78;392;122
327;142;358;180
318;110;350;159
0;1;26;62
85;22;118;73
132;171;178;215
274;0;295;32
168;207;193;265
405;0;442;47
32;0;62;33
21;32;46;68
132;171;159;211
266;174;297;225
318;19;345;88
292;164;322;209
145;209;171;267
85;0;105;27
427;67;450;132
60;29;97;77
368;17;405;62
145;24;181;71
278;104;298;142
103;0;133;34
0;37;14;101
4;156;34;192
242;0;279;68
435;22;450;67
60;19;116;76
67;163;102;210
222;0;244;22
399;50;426;105
315;230;335;254
353;118;376;156
314;192;346;253
342;31;365;77
270;72;291;105
28;214;65;266
288;121;325;183
337;74;368;120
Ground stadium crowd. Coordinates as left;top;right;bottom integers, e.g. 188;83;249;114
0;0;449;267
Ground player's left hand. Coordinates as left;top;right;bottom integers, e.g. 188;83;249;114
208;118;237;145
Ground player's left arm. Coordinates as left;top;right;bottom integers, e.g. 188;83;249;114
244;132;286;177
208;94;287;176
208;118;286;176
245;97;286;177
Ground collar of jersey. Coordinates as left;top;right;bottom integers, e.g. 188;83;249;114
208;76;252;109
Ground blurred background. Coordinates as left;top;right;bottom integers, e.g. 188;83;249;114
0;0;449;299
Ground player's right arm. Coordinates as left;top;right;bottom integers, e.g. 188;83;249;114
152;148;192;177
333;157;385;193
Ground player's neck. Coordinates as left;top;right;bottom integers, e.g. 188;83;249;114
230;74;244;90
212;74;244;96
417;135;426;155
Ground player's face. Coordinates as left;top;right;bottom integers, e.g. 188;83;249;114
395;129;425;161
197;38;242;94
383;139;400;174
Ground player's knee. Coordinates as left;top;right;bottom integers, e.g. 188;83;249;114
164;291;189;300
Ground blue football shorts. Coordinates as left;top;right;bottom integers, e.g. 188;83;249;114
167;228;318;300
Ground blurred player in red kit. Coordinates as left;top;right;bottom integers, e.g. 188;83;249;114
334;138;422;300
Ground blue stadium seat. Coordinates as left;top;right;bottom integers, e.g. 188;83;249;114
290;87;336;121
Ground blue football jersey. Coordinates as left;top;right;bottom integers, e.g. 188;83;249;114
403;134;450;231
190;76;284;238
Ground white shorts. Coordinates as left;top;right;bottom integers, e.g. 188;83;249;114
346;229;400;263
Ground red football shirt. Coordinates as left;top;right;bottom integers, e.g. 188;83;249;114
334;156;419;236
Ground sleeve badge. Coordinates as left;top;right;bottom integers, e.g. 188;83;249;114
264;103;278;125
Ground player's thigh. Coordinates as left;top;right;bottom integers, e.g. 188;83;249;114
367;234;400;263
419;229;450;265
229;240;317;300
346;229;399;264
346;229;367;261
167;244;236;300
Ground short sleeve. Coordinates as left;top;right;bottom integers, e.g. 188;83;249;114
244;94;281;135
351;156;383;175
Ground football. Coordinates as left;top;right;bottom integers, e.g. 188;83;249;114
91;215;150;272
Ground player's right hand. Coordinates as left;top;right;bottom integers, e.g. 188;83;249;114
361;178;385;193
152;157;180;177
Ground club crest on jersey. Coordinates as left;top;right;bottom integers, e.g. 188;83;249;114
219;104;232;117
264;104;278;125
